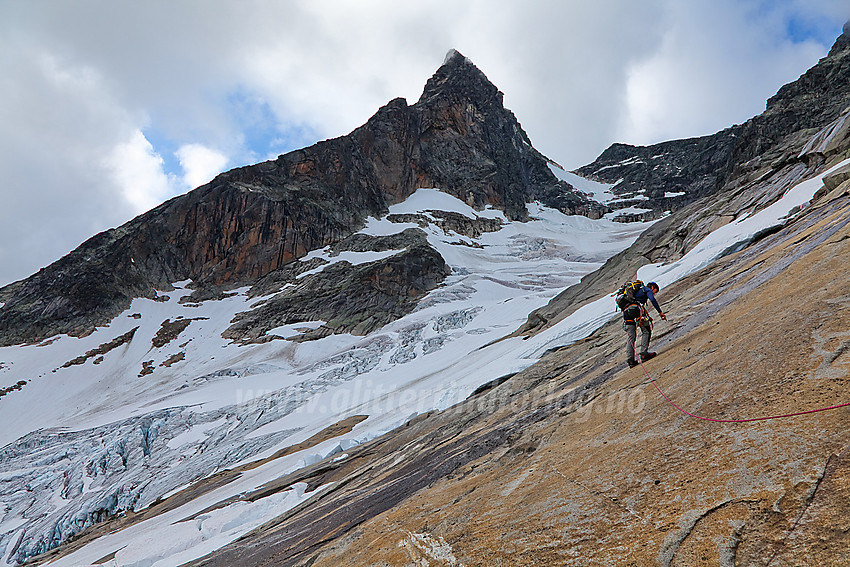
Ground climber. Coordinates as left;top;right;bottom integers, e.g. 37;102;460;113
619;281;667;368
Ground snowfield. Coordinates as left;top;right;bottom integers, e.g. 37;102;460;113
0;157;838;566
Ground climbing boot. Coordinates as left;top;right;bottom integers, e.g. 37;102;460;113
627;358;638;368
639;352;656;362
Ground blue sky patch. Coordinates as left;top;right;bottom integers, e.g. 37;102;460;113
784;14;842;45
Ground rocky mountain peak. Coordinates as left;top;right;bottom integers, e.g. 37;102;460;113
443;48;465;64
418;49;502;109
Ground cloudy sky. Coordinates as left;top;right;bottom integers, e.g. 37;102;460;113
0;1;846;286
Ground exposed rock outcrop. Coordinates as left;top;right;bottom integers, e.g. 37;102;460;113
224;243;451;342
576;130;741;220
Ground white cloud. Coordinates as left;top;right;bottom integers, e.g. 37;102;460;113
0;38;139;284
176;144;229;190
618;0;835;145
105;130;178;214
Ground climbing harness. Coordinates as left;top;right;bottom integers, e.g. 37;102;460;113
637;307;653;329
625;332;850;423
623;305;652;328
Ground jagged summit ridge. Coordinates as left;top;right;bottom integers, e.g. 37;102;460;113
419;48;501;107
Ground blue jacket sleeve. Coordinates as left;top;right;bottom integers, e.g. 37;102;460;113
644;288;662;314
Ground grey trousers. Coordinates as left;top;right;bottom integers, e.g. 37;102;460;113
624;322;650;360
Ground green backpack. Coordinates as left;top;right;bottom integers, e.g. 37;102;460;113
615;280;644;310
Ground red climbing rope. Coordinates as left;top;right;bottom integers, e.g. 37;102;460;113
626;331;850;423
